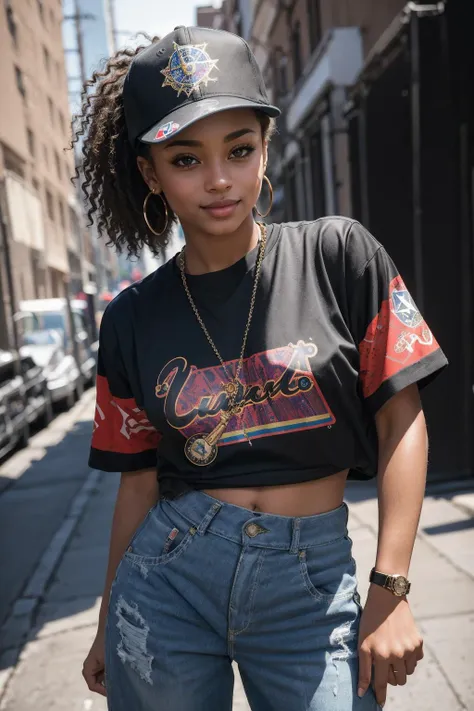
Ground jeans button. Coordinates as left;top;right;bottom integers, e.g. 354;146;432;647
246;523;259;537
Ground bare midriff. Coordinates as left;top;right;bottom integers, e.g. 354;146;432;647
202;469;349;517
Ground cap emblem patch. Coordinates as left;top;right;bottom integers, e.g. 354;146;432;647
161;43;218;97
154;121;180;141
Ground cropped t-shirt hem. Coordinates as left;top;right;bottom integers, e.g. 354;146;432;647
158;464;351;498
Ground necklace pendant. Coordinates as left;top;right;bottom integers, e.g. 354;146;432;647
184;434;218;467
184;410;233;467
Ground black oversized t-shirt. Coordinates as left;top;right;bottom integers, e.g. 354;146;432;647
89;218;448;497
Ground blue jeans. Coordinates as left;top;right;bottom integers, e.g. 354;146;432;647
105;491;381;710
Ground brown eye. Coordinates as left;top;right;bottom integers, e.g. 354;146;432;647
172;154;198;168
231;145;255;159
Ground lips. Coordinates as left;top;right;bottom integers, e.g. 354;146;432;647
202;199;240;209
200;198;241;219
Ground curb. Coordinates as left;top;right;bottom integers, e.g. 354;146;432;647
0;468;102;704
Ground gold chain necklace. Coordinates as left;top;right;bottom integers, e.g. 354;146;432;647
178;222;267;466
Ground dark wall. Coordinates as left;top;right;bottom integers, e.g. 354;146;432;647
349;9;473;478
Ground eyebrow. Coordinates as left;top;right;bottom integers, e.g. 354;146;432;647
164;128;256;149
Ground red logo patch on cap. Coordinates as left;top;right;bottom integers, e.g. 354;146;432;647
155;121;180;141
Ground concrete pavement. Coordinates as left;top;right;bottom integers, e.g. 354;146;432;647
0;395;473;710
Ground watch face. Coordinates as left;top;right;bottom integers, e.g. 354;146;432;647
393;576;409;595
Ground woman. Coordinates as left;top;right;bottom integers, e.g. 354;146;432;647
80;27;447;711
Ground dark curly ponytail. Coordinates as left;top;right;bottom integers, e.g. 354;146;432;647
72;35;175;258
72;35;276;259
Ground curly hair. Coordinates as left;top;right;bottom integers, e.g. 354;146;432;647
72;36;276;259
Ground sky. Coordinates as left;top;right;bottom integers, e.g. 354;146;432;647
114;0;219;47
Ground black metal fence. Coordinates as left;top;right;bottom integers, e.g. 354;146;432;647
348;0;474;478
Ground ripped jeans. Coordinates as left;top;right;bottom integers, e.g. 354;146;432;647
105;491;381;711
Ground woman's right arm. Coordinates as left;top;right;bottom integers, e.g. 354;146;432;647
83;468;158;696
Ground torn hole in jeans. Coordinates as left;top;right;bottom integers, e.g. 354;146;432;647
115;595;153;685
328;621;357;697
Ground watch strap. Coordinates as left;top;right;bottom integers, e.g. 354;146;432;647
370;569;391;588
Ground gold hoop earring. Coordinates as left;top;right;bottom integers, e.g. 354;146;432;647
143;190;169;236
255;175;273;218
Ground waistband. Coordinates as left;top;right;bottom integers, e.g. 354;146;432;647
165;490;348;552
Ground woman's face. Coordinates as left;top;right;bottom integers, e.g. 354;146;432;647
138;109;267;237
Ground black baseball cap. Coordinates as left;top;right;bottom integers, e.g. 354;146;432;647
123;26;280;147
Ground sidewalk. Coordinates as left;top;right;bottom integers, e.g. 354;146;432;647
1;451;473;708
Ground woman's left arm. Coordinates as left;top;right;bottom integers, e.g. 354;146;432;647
357;383;427;707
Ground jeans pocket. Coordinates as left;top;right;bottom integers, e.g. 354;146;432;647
123;502;198;568
298;536;358;602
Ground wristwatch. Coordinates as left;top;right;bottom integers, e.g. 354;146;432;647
369;568;411;596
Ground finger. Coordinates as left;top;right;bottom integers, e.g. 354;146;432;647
387;667;398;686
405;654;418;676
90;682;107;697
373;658;390;707
357;647;373;697
391;661;407;686
82;668;107;697
416;640;424;661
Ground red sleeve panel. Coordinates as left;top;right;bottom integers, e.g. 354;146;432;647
344;227;448;414
359;275;442;399
88;302;162;473
92;374;162;455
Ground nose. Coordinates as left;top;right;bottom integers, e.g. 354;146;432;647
204;160;232;194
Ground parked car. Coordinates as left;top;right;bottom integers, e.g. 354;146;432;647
17;298;98;392
0;349;52;460
20;329;80;409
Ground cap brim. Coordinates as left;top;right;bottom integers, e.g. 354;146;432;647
138;96;281;144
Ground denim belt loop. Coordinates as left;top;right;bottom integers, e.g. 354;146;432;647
196;501;222;535
289;518;301;554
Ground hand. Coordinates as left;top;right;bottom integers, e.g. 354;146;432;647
357;584;424;707
82;631;107;697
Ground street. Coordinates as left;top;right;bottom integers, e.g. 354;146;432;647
0;391;473;710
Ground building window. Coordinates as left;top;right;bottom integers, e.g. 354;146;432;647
27;129;35;156
45;189;54;221
48;97;54;124
43;46;50;75
43;144;49;168
5;2;18;46
55;151;61;179
37;0;44;23
32;178;40;193
58;109;65;135
3;146;24;177
58;198;66;229
307;0;322;51
14;66;26;98
291;21;302;82
275;52;288;97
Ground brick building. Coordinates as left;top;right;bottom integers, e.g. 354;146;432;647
0;0;84;349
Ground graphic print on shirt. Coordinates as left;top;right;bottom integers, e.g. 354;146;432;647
359;275;440;398
154;340;336;445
